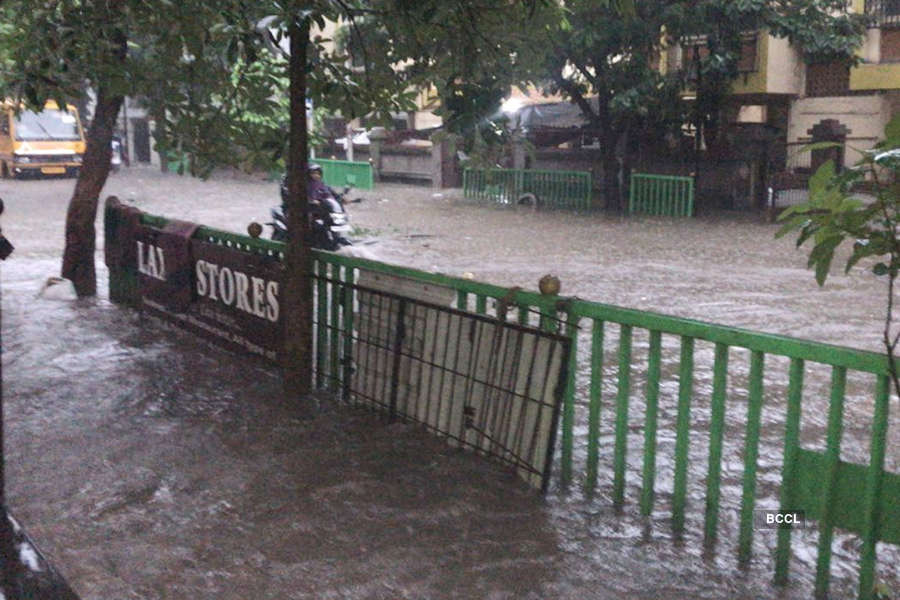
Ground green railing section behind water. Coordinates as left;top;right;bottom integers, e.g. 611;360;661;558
110;204;899;600
463;167;592;210
629;173;695;217
316;158;374;190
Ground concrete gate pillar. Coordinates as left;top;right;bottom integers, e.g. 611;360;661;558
431;133;461;189
368;126;388;182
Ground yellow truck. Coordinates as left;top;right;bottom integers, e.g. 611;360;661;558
0;100;86;178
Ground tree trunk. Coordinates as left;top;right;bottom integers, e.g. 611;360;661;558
597;100;621;211
61;87;122;297
282;19;314;400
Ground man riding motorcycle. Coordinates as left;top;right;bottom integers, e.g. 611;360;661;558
271;163;353;250
280;163;338;207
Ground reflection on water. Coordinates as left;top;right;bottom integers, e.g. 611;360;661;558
1;172;897;598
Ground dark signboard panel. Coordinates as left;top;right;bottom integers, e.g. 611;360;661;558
136;220;197;312
190;240;284;361
133;225;284;363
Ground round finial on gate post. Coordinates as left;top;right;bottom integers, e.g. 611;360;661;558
539;274;560;296
247;222;263;239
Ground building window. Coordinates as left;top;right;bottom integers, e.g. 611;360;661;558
681;33;758;82
736;34;759;73
737;105;767;123
805;61;850;97
681;41;709;84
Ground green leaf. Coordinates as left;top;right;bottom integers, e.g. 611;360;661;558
808;235;843;285
796;141;843;154
808;159;836;200
815;253;834;286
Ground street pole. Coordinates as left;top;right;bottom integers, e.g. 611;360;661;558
282;13;314;400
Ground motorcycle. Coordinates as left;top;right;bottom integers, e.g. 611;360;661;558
268;182;354;251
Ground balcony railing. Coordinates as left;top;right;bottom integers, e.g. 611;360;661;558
866;0;900;28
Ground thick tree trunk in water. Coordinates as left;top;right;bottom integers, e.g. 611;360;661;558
282;20;314;400
598;102;621;212
602;147;619;211
61;88;122;297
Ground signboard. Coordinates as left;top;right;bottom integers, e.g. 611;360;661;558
133;224;284;362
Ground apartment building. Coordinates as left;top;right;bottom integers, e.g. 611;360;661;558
668;0;898;174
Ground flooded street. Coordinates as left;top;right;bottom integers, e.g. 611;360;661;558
0;166;897;599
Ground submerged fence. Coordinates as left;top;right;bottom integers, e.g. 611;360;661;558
463;167;593;210
106;202;898;600
629;173;695;217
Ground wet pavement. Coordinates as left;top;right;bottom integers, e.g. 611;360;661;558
0;166;897;599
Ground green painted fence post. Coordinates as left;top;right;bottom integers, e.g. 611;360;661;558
613;325;633;507
475;294;487;315
586;320;605;494
315;259;328;389
738;350;765;563
341;264;355;403
815;366;847;598
561;312;580;484
704;343;729;545
672;336;695;534
858;374;890;600
775;358;804;584
329;263;341;390
640;330;662;515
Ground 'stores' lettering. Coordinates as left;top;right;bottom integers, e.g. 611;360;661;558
266;280;279;321
195;259;280;323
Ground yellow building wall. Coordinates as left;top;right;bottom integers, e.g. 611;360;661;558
850;63;900;91
695;33;804;96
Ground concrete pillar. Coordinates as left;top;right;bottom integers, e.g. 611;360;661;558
345;122;355;162
864;28;882;64
430;133;461;189
512;132;527;171
368;126;388;182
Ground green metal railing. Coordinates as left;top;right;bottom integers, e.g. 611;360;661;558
629;173;695;217
108;205;899;599
463;167;593;210
316;158;374;190
308;250;897;600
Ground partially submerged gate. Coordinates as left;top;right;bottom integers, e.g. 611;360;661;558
345;272;570;490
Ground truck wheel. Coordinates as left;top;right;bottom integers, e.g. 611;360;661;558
0;162;8;179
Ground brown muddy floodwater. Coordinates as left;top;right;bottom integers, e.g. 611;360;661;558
0;166;897;599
